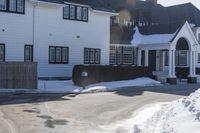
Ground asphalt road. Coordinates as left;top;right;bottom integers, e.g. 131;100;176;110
0;83;199;133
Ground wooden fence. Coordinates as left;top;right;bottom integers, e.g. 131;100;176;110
0;62;37;89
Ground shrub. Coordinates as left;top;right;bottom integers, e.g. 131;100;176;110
72;65;153;87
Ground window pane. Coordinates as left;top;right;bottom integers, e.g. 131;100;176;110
89;49;94;63
179;51;187;66
25;45;33;62
116;47;122;64
122;47;133;64
84;49;90;64
110;46;116;65
56;48;62;63
0;44;5;62
63;5;69;19
94;49;100;64
17;0;23;12
176;51;187;66
49;47;55;63
62;48;68;63
9;0;16;11
0;0;6;10
82;7;88;21
76;6;82;20
141;50;145;66
70;5;75;19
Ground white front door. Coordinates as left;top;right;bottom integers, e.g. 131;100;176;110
162;51;169;72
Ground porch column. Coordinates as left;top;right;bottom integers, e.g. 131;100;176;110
168;49;172;77
189;51;193;76
172;50;176;76
138;49;142;66
188;50;197;83
145;49;149;67
193;51;196;76
167;49;177;84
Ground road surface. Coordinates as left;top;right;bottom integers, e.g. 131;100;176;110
0;83;199;133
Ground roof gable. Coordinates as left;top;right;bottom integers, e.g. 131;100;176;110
131;26;177;46
171;21;199;50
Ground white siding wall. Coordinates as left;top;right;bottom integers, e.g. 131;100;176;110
0;0;111;78
0;1;33;62
35;3;110;78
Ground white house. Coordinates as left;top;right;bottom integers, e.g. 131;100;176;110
109;0;200;84
0;0;116;79
1;0;200;85
132;21;200;84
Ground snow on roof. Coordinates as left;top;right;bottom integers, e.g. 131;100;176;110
131;27;177;47
189;23;196;27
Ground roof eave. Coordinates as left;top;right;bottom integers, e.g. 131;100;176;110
92;9;118;16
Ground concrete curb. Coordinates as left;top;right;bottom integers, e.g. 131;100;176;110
0;89;80;95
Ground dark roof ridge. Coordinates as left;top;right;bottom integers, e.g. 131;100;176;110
166;2;193;8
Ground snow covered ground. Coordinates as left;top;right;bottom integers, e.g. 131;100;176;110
38;77;161;93
96;89;200;133
129;89;200;133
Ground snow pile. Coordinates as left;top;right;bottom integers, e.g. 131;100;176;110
131;89;200;133
131;27;177;47
83;77;161;93
38;77;161;93
38;80;82;93
96;103;164;133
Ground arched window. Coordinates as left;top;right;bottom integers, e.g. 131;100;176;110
175;38;189;66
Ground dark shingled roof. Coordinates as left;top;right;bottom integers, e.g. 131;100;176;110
38;0;116;12
110;1;200;44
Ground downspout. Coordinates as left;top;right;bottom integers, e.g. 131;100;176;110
32;0;38;61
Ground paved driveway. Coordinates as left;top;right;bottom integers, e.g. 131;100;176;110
0;84;199;133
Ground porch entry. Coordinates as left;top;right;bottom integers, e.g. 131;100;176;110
138;37;197;84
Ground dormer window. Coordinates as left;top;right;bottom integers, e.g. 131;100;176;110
63;4;88;22
0;0;24;14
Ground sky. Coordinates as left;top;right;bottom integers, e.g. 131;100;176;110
158;0;200;9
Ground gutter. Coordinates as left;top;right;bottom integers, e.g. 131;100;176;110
92;9;118;16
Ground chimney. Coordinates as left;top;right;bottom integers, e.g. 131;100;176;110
146;0;157;5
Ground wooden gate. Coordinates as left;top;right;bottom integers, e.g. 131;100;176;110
0;62;37;89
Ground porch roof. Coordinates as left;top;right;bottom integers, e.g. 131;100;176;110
131;27;178;47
